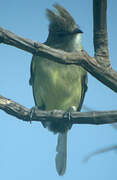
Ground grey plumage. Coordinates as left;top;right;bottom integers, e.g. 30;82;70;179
56;133;67;175
46;4;79;34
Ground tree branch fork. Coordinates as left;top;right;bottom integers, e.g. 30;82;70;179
0;26;117;94
0;0;117;125
0;27;117;125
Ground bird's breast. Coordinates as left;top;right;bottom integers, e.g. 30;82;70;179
33;56;85;111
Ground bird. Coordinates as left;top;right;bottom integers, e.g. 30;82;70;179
29;4;87;176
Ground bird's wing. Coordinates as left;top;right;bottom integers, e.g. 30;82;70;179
29;55;35;86
77;73;88;111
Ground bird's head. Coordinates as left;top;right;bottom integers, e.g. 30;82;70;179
46;4;83;39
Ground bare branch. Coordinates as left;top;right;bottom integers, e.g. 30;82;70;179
83;145;117;162
93;0;110;67
0;27;117;93
0;95;117;125
0;27;37;54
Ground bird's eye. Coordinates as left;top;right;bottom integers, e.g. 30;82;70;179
57;31;69;37
57;32;65;37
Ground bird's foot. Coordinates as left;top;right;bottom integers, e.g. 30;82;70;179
29;106;38;124
63;106;77;121
62;106;77;130
63;111;71;121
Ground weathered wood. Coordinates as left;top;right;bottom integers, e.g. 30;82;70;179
0;27;117;92
93;0;109;67
0;95;117;125
0;0;117;127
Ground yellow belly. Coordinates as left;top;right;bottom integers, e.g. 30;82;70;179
33;56;85;111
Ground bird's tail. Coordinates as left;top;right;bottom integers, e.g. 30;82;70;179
55;132;67;176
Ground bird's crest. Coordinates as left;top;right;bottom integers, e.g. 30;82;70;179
46;4;79;34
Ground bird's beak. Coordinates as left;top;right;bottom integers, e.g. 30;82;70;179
73;28;83;34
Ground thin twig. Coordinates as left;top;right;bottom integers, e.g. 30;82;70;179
83;145;117;162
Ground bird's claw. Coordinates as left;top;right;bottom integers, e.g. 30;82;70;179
63;111;72;121
29;106;38;124
63;106;77;121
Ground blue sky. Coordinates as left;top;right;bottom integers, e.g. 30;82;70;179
0;0;117;179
